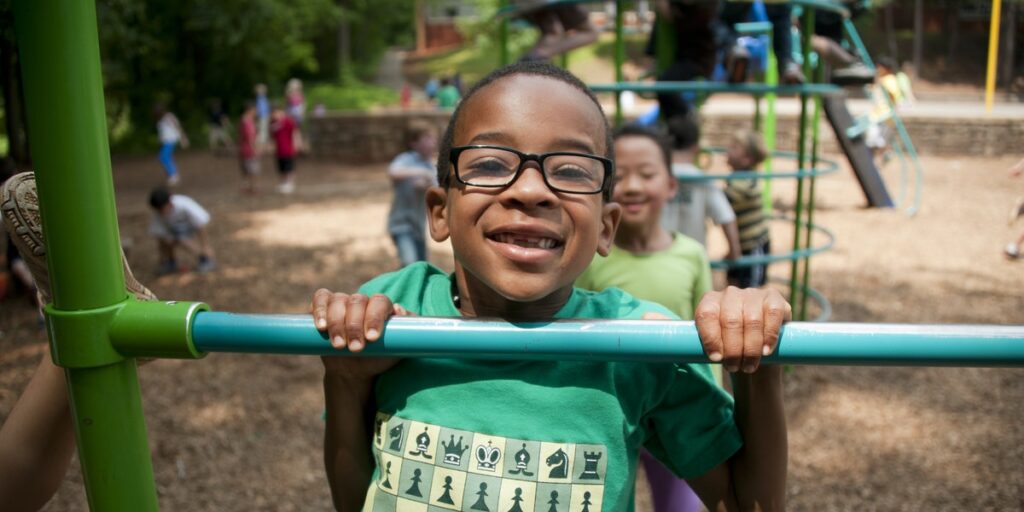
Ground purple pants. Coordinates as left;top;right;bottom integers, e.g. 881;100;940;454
641;449;702;512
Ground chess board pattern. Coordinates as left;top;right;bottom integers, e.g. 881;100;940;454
365;413;608;512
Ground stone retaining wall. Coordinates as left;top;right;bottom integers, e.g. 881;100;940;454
307;108;1024;163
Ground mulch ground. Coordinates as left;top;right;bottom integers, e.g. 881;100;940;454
1;149;1022;511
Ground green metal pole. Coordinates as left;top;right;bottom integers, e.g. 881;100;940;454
614;0;625;126
13;1;160;510
762;33;779;215
800;63;825;321
789;8;814;309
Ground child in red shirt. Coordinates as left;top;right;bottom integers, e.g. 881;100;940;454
271;105;297;194
238;102;259;194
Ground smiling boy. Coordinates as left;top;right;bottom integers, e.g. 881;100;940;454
312;62;788;512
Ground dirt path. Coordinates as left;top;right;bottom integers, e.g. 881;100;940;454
1;151;1022;510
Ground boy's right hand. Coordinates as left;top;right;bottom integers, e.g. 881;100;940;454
311;289;405;382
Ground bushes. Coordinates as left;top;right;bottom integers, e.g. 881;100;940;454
305;80;398;112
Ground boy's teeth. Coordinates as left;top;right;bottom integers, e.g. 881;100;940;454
496;233;557;249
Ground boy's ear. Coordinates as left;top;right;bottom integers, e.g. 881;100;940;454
596;201;621;257
426;186;451;242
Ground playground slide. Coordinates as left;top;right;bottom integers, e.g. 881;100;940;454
822;96;894;208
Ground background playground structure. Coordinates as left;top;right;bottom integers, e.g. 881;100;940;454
3;1;1024;511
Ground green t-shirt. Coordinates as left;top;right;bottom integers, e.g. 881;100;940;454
436;85;460;109
357;263;740;512
575;234;712;321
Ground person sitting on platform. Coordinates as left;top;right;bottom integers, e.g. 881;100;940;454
512;0;599;62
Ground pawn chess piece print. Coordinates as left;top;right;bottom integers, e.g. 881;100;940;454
470;482;490;511
437;475;455;505
405;468;424;497
547;490;560;512
581;491;592;512
507;488;525;512
382;461;393;489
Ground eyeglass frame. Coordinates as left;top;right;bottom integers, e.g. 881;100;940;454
447;145;614;195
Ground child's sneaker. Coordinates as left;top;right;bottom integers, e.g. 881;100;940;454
167;174;180;187
832;62;876;86
1;172;157;302
782;62;805;85
278;181;295;194
1005;243;1020;259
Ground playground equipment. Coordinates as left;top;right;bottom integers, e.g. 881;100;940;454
500;0;927;317
9;0;1024;510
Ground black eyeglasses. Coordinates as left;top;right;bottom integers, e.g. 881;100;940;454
449;145;612;195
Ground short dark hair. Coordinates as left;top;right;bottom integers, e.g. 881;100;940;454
612;124;673;175
406;120;436;147
148;186;171;210
435;61;615;201
665;114;700;150
875;56;896;73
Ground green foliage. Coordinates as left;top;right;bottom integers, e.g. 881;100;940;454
97;0;340;151
305;80;398;111
414;0;537;84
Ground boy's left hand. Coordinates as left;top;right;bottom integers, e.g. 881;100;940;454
692;286;790;374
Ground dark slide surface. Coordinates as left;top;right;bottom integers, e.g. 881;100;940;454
823;96;894;207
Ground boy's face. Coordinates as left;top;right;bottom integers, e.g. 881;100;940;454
612;136;677;228
726;139;751;171
426;75;620;305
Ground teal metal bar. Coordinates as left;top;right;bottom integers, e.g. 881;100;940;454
190;313;1024;367
12;0;159;509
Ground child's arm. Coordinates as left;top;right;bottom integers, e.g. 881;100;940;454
0;350;77;512
688;286;790;511
170;113;190;149
388;165;434;182
721;221;742;260
311;289;405;510
1010;158;1024;177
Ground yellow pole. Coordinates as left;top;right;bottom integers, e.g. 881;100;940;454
985;0;1002;112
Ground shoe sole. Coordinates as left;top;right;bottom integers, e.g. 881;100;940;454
1;172;157;303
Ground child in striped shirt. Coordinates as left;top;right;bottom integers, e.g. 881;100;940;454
724;130;770;288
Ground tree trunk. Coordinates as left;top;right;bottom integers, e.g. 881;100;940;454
0;34;30;167
884;2;899;61
913;0;923;77
1001;0;1016;87
337;0;352;79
